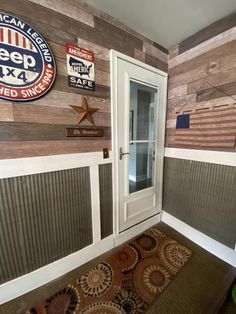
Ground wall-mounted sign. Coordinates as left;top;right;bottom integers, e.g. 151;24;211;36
65;97;103;137
70;97;98;125
0;13;56;102
65;127;104;137
66;43;95;91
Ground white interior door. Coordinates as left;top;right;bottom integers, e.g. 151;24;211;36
111;51;167;234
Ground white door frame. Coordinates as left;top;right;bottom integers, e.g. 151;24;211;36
110;50;168;243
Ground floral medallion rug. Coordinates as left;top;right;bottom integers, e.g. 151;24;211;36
25;227;192;314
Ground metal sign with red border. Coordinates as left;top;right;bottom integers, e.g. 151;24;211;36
0;13;56;101
66;43;95;91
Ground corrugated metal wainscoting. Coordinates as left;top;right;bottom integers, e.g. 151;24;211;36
0;167;92;284
99;163;113;239
163;157;236;249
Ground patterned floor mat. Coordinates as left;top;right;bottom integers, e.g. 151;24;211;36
24;227;192;314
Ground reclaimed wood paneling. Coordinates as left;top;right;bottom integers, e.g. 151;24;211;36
187;66;236;94
196;81;236;102
169;40;236;76
134;49;146;62
0;103;14;122
0;123;111;141
0;0;167;159
64;0;155;45
178;12;236;54
169;27;236;69
0;140;112;159
33;91;111;111
94;17;143;52
143;42;168;63
77;37;110;61
145;54;168;72
13;104;111;126
28;0;95;27
167;14;236;152
153;40;168;54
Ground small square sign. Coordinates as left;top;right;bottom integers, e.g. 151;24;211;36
66;43;95;91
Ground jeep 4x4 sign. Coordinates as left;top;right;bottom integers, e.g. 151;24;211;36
0;13;56;101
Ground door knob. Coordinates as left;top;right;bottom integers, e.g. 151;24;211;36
119;147;129;160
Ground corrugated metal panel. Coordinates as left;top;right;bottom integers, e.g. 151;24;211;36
0;167;92;284
99;164;113;239
163;157;236;249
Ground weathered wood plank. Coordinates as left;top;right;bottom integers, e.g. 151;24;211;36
168;85;188;100
13;104;111;126
196;81;236;102
94;16;143;51
168;94;196;108
169;53;236;91
33;91;111;111
0;0;134;58
169;26;236;69
169;45;179;59
153;41;168;54
77;37;110;62
53;75;110;99
134;49;146;63
143;42;168;63
145;54;168;72
170;95;236;114
0;122;111;141
0;103;14;122
0;140;112;159
27;0;94;27
169;40;236;78
178;12;236;54
166;142;236;151
187;67;236;94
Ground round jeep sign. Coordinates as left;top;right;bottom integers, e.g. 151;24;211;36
0;13;56;101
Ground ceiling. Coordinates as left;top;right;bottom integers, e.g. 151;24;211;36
84;0;236;49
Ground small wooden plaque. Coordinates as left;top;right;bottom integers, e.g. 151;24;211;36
65;127;104;137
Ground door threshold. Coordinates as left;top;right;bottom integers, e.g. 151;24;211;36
114;213;161;247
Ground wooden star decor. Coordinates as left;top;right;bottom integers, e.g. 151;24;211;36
70;97;98;126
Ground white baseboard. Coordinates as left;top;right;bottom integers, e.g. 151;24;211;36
114;214;161;247
165;147;236;167
161;211;236;267
0;235;114;305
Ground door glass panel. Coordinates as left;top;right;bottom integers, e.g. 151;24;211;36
129;142;155;194
130;81;157;141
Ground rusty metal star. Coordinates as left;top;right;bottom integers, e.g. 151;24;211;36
70;97;98;126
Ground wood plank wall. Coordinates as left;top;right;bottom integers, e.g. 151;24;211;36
166;14;236;152
0;0;168;160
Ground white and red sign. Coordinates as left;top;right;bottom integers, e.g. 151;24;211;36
0;13;56;101
66;43;95;91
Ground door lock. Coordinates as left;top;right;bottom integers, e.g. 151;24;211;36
119;147;130;160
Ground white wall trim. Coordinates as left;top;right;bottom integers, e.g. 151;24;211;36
0;235;114;305
0;151;113;179
161;211;236;267
90;165;101;243
165;147;236;167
